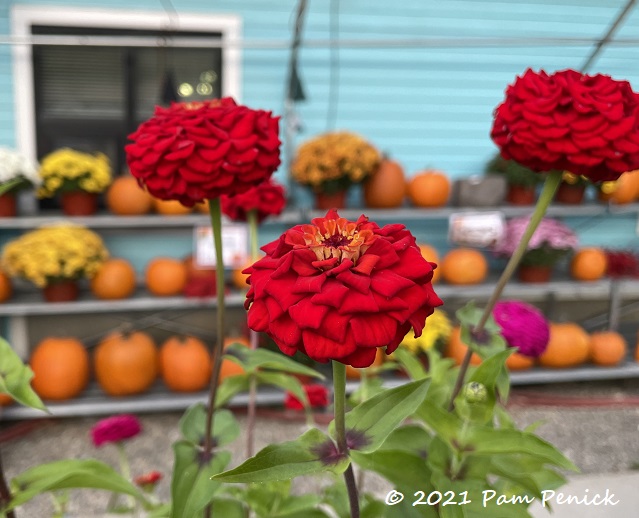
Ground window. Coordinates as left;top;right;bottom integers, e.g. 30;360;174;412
12;6;241;201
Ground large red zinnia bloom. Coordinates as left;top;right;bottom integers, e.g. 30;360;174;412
221;177;287;223
491;68;639;182
125;98;281;206
244;210;443;367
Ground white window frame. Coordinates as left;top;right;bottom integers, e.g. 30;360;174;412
11;5;242;162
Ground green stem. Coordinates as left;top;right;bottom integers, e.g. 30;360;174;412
333;361;359;518
203;198;227;518
447;170;563;411
247;209;260;261
116;443;135;510
246;208;260;458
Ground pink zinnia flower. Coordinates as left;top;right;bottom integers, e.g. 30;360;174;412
91;414;142;447
493;300;550;358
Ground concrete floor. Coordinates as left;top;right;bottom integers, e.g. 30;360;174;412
3;381;639;517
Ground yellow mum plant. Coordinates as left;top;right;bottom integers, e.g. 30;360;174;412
401;308;452;354
291;131;381;194
1;224;109;287
37;148;112;198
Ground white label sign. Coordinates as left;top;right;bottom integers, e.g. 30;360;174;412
448;211;506;248
194;224;249;268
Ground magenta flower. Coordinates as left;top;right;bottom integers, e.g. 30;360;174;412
493;300;550;358
91;414;142;447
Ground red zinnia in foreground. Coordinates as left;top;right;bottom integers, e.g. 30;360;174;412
91;414;142;447
221;177;287;223
244;210;443;367
125;98;281;206
491;68;639;182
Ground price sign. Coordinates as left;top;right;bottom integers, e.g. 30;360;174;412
194;224;249;268
448;211;506;248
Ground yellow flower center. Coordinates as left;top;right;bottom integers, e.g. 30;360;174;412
302;217;375;264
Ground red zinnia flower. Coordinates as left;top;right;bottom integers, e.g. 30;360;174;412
134;471;163;487
91;414;142;447
244;210;443;367
491;68;639;182
284;383;330;411
221;178;287;223
125;98;281;206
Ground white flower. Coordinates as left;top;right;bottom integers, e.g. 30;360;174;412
0;147;41;187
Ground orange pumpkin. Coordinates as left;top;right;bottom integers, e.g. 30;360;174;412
505;351;535;371
589;331;627;367
444;326;482;366
231;258;258;291
220;335;250;381
418;243;441;283
0;393;14;406
106;176;154;215
570;248;608;282
145;257;188;296
94;331;159;396
160;335;212;392
407;170;451;208
90;258;137;300
0;270;12;303
345;348;385;379
440;248;488;285
195;200;210;214
607;170;639;205
30;337;89;400
363;158;406;208
153;198;193;216
538;322;590;368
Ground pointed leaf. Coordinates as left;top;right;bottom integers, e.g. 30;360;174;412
213;428;349;483
240;346;324;379
330;379;429;453
389;348;428;380
379;425;431;455
351;450;433;492
9;460;148;511
256;371;309;408
414;400;463;445
0;337;46;411
178;403;240;447
215;373;250;408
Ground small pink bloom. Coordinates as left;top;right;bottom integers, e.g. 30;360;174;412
134;471;163;487
91;414;142;447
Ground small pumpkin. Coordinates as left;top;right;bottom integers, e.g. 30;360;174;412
153;198;193;216
345;348;385;379
538;322;590;368
90;258;137;300
106;176;154;215
589;331;627;367
444;326;482;366
0;393;14;406
407;170;451;208
145;257;188;296
220;335;250;381
505;351;535;371
570;248;608;282
195;200;210;214
606;170;639;205
231;258;259;291
30;337;89;400
363;158;406;208
160;335;212;392
94;331;159;396
0;270;12;303
418;243;441;283
440;248;488;285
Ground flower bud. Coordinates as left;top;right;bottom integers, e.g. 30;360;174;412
463;382;487;404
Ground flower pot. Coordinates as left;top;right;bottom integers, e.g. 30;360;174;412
518;264;553;283
0;192;17;217
506;185;536;205
42;280;79;302
555;182;585;204
315;190;347;210
60;190;99;216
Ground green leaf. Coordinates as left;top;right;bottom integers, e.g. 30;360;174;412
215;373;251;408
390;348;428;380
351;450;433;492
170;440;231;518
348;376;386;407
360;497;386;518
256;371;309;408
226;344;324;379
378;425;432;455
274;494;327;518
330;379;430;453
467;428;578;471
213;428;349;483
490;454;567;499
415;400;463;446
178;403;240;447
0;337;46;411
9;460;148;511
456;302;507;359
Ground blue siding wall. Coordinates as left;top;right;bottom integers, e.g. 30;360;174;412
1;0;639;260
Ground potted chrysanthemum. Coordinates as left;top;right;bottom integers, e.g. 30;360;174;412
0;147;41;217
493;215;579;282
291;131;381;209
37;148;112;216
485;152;541;205
1;223;109;301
